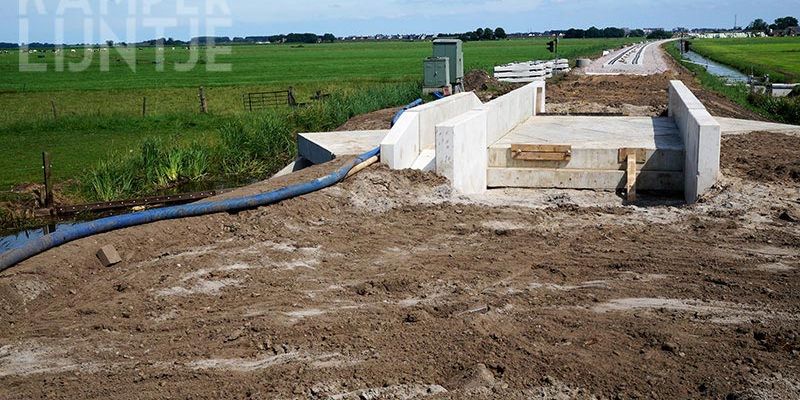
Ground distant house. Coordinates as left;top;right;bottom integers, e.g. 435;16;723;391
786;27;799;37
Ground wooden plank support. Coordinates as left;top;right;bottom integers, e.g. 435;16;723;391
511;144;572;162
626;153;637;202
42;152;53;209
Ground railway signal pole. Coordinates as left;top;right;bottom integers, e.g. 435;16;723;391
546;36;559;60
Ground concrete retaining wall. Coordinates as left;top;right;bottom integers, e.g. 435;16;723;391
668;80;721;203
435;110;488;194
477;81;545;146
381;92;481;169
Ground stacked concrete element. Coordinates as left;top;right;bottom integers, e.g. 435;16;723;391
381;93;482;171
668;80;721;203
494;60;566;83
435;81;547;194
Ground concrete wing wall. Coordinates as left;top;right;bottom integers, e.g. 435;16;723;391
435;110;489;194
668;80;721;204
414;92;483;150
381;92;481;170
477;81;545;146
380;112;420;169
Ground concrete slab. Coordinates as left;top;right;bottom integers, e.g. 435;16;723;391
492;116;683;150
487;116;685;192
298;130;388;165
488;168;684;191
717;117;800;136
411;149;436;172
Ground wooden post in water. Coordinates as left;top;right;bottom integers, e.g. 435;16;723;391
50;100;57;119
142;97;147;117
199;86;208;114
42;152;53;209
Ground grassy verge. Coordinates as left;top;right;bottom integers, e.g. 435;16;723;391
664;42;799;124
78;81;420;201
688;37;800;84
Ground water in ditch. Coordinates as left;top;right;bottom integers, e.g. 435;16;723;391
680;50;750;83
1;222;78;253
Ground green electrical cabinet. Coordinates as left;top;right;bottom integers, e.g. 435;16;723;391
432;39;463;85
423;57;450;88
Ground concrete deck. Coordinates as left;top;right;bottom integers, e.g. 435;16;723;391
489;116;685;171
492;116;683;149
488;116;686;191
717;117;799;136
297;130;388;164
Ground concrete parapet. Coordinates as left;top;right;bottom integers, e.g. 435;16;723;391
380;112;420;169
668;80;721;203
435;110;488;194
380;92;481;170
477;82;536;146
412;92;482;150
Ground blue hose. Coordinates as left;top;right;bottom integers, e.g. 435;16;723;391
0;147;380;272
391;98;423;127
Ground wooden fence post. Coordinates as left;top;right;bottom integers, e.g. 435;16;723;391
50;100;58;119
42;152;53;208
199;86;208;114
142;97;147;117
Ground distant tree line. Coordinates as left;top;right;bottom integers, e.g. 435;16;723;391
562;26;634;39
439;27;507;42
647;29;674;40
262;33;337;44
746;16;798;33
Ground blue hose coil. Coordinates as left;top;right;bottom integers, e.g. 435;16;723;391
0;147;380;272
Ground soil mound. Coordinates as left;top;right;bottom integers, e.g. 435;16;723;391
722;131;800;183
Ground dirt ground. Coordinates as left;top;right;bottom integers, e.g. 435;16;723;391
336;107;400;132
547;54;766;121
720;132;800;184
1;129;799;399
2;46;800;399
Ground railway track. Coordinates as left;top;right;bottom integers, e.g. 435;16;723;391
606;42;649;66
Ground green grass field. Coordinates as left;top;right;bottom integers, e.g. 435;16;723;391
0;38;640;191
689;37;800;83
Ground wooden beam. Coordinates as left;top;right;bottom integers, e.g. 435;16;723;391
626;153;637;202
511;144;572;162
512;144;572;153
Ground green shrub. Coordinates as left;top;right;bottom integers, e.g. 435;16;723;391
747;93;800;124
85;158;136;201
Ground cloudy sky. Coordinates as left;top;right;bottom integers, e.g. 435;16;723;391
3;0;799;43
